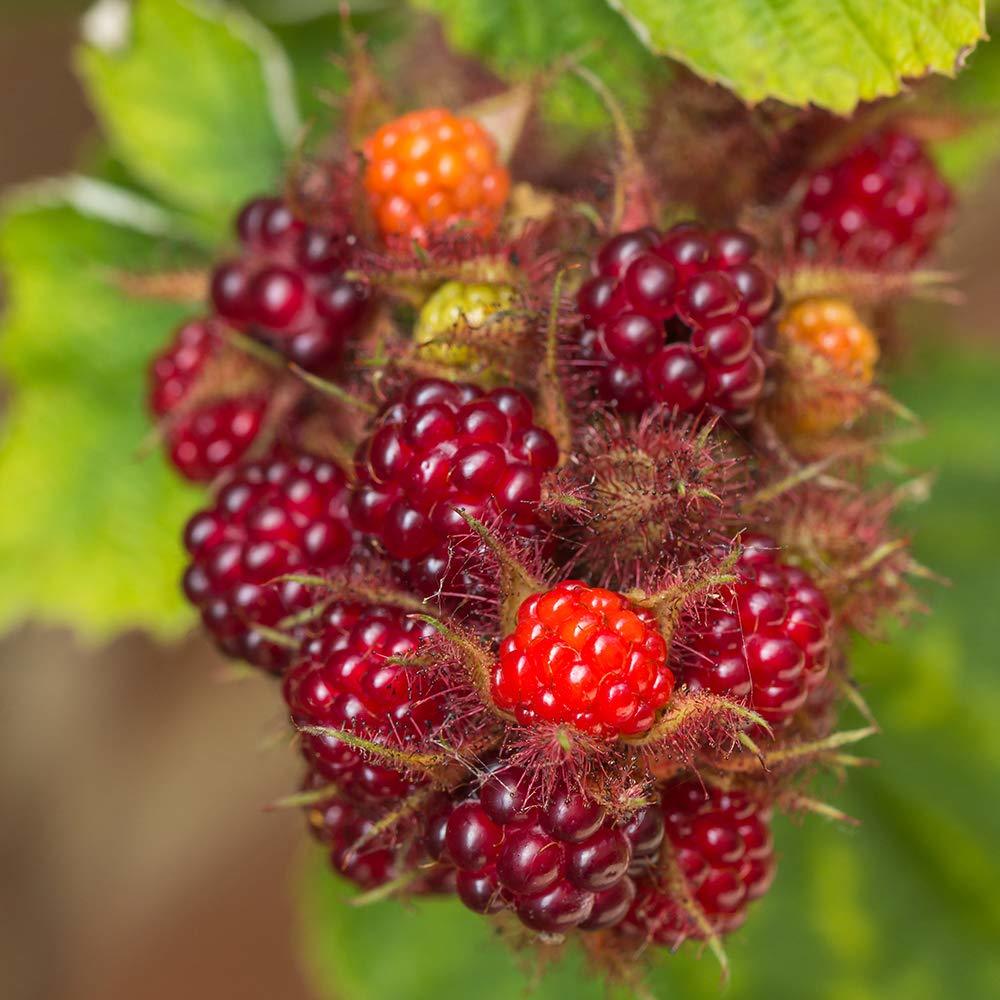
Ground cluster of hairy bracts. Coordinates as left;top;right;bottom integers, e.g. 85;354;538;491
135;68;952;989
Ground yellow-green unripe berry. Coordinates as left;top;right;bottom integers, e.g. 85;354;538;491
414;281;517;368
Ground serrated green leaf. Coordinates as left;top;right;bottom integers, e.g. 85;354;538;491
412;0;667;130
0;199;202;639
77;0;299;238
608;0;985;113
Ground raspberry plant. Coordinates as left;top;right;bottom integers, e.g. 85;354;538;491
2;2;1000;998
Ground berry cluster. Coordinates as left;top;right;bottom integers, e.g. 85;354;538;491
148;317;268;482
211;196;370;372
576;224;775;422
351;378;559;597
797;129;953;266
141;99;951;987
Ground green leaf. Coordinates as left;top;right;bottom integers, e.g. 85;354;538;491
934;35;1000;188
0;196;203;639
411;0;667;130
608;0;985;113
77;0;299;238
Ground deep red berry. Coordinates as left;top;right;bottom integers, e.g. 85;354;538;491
284;603;440;799
677;535;831;726
210;196;369;371
622;780;774;945
350;379;560;598
148;317;267;482
797;130;953;266
435;765;663;933
363;108;510;242
494;583;674;738
576;223;776;421
182;451;355;671
305;772;454;892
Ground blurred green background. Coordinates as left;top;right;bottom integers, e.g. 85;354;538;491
1;2;998;999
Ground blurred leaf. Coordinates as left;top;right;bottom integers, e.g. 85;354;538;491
411;0;667;130
299;338;1000;998
934;36;1000;188
609;0;984;113
0;197;203;639
77;0;299;239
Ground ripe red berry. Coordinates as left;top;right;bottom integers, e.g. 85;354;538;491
363;108;510;242
148;317;267;482
434;764;663;933
576;223;776;421
350;379;560;598
622;780;774;945
284;603;440;800
677;535;831;726
305;772;454;892
182;451;355;671
797;130;953;266
494;583;674;738
210;196;369;371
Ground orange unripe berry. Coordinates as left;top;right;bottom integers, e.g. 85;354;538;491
775;297;879;436
362;108;510;243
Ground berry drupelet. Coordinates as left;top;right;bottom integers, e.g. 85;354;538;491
182;450;355;671
434;764;664;933
676;535;832;726
284;603;440;800
363;108;510;242
797;129;953;266
576;223;777;422
622;780;774;945
148;317;267;482
493;582;674;738
210;196;369;372
350;378;560;598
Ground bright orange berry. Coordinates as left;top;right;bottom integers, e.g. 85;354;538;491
363;108;510;242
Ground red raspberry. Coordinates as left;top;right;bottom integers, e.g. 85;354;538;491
797;130;953;266
284;603;440;800
363;108;510;242
622;780;774;945
305;772;454;892
350;379;559;598
576;223;776;421
434;764;664;934
677;535;832;726
182;451;355;671
148;317;267;482
210;196;369;372
494;583;674;738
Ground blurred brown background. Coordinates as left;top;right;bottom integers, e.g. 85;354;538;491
1;9;313;998
2;6;998;1000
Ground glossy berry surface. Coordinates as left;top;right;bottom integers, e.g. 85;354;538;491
363;108;510;242
576;223;776;421
677;535;831;726
284;603;440;800
797;130;953;265
435;764;663;933
182;451;355;671
414;280;516;369
494;583;674;738
776;297;880;435
351;379;559;597
622;780;774;945
148;317;266;482
210;196;369;371
305;772;453;892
